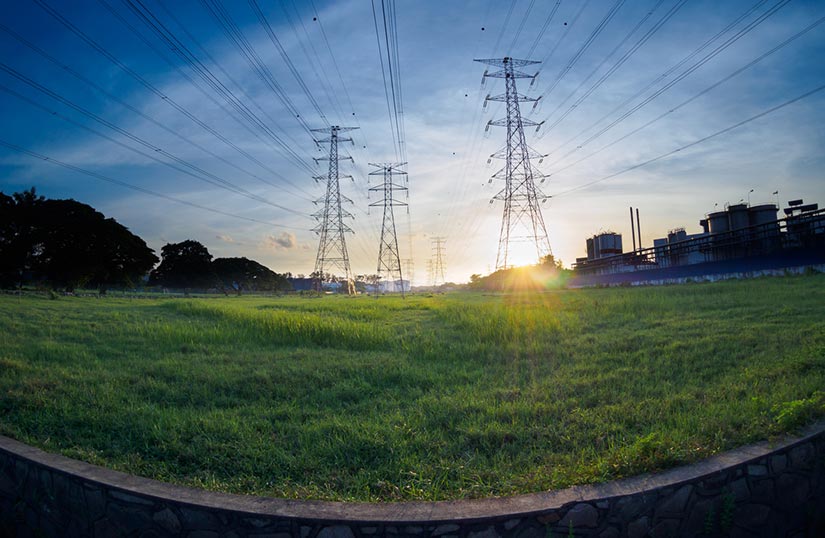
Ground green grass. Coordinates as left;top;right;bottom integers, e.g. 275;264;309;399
1;275;824;501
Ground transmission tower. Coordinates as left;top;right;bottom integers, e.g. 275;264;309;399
311;125;357;295
431;237;446;287
476;57;552;270
368;162;408;296
403;258;415;289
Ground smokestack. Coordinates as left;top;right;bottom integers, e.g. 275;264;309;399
630;207;636;252
636;208;642;250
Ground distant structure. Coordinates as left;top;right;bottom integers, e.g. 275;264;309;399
369;162;408;295
586;232;623;260
311;126;357;295
431;237;446;287
573;199;825;285
475;57;551;270
403;258;415;289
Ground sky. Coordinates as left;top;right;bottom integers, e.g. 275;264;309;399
1;0;824;284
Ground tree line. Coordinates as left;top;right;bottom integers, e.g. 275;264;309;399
0;189;290;293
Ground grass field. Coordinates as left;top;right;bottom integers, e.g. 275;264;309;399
1;275;824;501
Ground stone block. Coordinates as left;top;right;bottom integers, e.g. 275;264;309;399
770;454;788;474
614;495;653;521
749;478;775;504
109;489;155;507
503;519;521;530
432;524;460;536
106;501;153;531
733;503;770;531
558;503;599;528
180;507;222;530
94;517;124;538
747;464;768;477
656;484;693;517
467;527;499;538
403;526;424;535
187;532;220;538
243;517;275;529
729;477;750;502
789;443;815;470
153;508;181;534
84;487;106;521
626;516;648;538
316;525;355;538
651;518;679;537
0;472;16;499
683;498;714;537
598;528;619;538
777;473;810;509
536;512;560;524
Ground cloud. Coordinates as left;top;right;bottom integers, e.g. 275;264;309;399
265;232;298;251
216;234;237;243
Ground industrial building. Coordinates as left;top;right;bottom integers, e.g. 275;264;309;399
572;199;825;285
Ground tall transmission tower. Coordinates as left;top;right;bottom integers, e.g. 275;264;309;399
311;125;357;295
368;162;408;295
403;258;415;289
476;57;552;270
431;237;446;287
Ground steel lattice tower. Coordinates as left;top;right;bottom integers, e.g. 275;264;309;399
368;162;408;295
476;57;552;270
311;125;357;295
431;237;446;287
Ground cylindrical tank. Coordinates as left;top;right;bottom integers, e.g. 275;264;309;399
707;211;729;234
728;204;749;231
749;204;778;226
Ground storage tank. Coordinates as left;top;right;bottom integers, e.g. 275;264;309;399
707;211;729;234
748;204;778;226
728;204;750;231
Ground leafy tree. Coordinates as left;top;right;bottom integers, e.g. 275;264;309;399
212;257;291;293
0;188;157;291
149;240;217;290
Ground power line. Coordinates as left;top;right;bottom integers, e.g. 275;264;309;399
0;65;309;218
533;0;626;105
0;21;311;204
525;0;563;58
0;138;306;230
552;81;825;197
536;0;683;134
538;0;774;150
119;0;315;175
545;11;825;181
41;0;311;198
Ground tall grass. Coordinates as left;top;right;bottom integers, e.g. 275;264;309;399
0;275;823;501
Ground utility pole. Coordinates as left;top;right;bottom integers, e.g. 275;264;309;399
431;237;446;287
476;57;551;270
311;125;357;295
369;162;408;296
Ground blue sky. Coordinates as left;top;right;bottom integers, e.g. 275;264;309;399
1;0;824;283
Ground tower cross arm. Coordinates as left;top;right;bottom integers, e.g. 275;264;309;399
474;58;541;67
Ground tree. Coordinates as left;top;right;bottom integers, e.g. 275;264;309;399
36;199;157;291
149;240;217;290
0;189;157;291
212;257;291;294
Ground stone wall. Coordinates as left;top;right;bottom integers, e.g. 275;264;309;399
1;425;824;537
